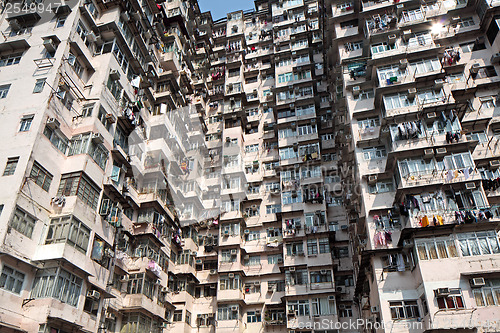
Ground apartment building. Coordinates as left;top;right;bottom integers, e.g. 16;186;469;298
0;0;353;333
327;0;500;331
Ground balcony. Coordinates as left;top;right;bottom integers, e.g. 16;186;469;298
397;167;482;190
122;293;165;318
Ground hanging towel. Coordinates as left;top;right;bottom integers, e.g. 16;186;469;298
446;171;454;182
421;215;430;227
436;215;444;225
396;254;405;272
463;168;470;180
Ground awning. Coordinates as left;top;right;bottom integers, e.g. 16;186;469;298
0;40;30;53
0;322;27;333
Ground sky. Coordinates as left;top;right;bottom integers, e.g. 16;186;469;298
198;0;256;21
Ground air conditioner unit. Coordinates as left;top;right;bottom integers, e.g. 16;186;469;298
105;113;116;123
490;160;500;169
121;12;130;22
470;63;480;74
328;295;335;301
110;70;121;80
244;255;250;260
9;19;21;31
120;275;129;281
399;59;408;69
403;239;413;248
435;288;450;296
352;86;360;96
267;284;275;292
254;281;260;286
43;39;57;52
195;259;202;264
388;34;397;45
228;273;235;278
92;133;104;144
491;53;500;64
341;225;348;231
231;306;238;312
471;277;486;287
336;286;346;293
46;118;60;129
209;269;217;275
434;79;444;89
339;304;346;309
371;306;379;313
87;290;101;299
465;182;476;190
435;147;447;155
368;175;377;184
223;229;230;236
244;229;250;234
320;269;327;274
86;32;97;42
289;266;296;272
427;112;437;119
230;249;237;255
277;258;283;264
403;29;412;41
408;88;416;99
424;148;434;159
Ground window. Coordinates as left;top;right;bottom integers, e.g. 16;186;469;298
67;53;84;77
30;161;53;191
173;310;183;322
286;242;304;256
3;157;19;176
319;238;330;253
45;216;91;253
267;254;283;264
389;300;420;319
354;89;374;100
358;117;380;129
480;97;496;109
185;310;191;325
56;15;67;27
221;249;236;263
31;267;83;307
383;92;415;110
0;53;22;67
307;239;318;255
458;231;500;257
0;84;11;99
363;146;386;160
19;115;34;132
339;304;353;317
33;78;46;93
312;297;335;316
81;104;95;117
58;172;100;209
416;238;459;260
43;126;69;154
247;311;261;323
217;305;239;320
288;300;310;316
368;181;394;194
458;17;475;28
0;265;25;294
245;144;259;153
83;288;100;315
245;256;260;266
466;130;487;143
9;206;36;238
68;133;108;170
107;75;123;101
310;270;332;283
436;288;464;310
472;279;500;307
